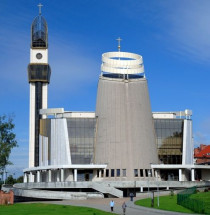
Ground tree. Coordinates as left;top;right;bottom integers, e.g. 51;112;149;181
5;175;16;185
16;175;23;183
0;115;18;173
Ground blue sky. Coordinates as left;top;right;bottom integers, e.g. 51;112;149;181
1;0;210;177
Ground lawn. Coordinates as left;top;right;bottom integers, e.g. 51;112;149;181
135;194;195;214
0;203;115;215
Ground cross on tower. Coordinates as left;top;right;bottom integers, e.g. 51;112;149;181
38;3;43;15
116;37;122;52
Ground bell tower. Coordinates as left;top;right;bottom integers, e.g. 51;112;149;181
28;4;51;167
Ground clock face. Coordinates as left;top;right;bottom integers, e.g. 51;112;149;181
36;53;43;59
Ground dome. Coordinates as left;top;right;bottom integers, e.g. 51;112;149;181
31;15;48;48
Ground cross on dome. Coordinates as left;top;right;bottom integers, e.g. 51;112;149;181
116;37;122;52
38;3;43;15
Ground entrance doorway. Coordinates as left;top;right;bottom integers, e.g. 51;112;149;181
77;170;93;181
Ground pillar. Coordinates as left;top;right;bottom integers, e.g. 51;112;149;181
61;169;64;182
99;170;102;178
29;172;33;182
191;169;195;182
37;171;40;183
140;186;143;192
74;169;77;182
155;170;158;178
179;169;182;181
24;173;27;183
48;170;52;182
56;169;60;182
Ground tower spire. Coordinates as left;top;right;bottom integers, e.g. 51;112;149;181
38;3;43;15
116;37;122;52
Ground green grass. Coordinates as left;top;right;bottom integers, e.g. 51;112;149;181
0;203;115;215
135;194;195;213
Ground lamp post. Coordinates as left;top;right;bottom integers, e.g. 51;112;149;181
156;171;160;207
148;170;151;198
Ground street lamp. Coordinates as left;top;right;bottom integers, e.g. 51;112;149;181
148;170;151;198
156;171;160;207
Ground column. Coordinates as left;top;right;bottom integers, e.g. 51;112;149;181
191;169;195;181
29;172;33;182
140;186;143;192
74;169;77;182
24;173;27;183
61;169;64;182
48;170;52;182
37;171;40;183
99;170;102;178
179;169;182;181
56;169;60;182
155;170;158;178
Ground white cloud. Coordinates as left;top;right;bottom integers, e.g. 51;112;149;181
120;1;210;62
164;1;210;62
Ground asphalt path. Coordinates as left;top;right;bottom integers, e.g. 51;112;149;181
37;197;198;215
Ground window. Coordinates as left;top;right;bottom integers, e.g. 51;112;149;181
140;169;144;177
97;170;99;177
145;169;151;177
122;169;126;177
106;169;109;177
116;169;120;177
154;119;184;165
111;169;115;177
67;118;96;165
145;169;148;177
134;169;138;177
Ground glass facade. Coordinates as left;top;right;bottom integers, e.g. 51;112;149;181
67;118;96;164
31;15;48;48
154;119;184;164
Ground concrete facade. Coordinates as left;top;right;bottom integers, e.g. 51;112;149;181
95;76;158;180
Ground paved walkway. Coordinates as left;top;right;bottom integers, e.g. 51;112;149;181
37;197;197;215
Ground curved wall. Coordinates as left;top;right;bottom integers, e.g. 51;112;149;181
95;76;158;180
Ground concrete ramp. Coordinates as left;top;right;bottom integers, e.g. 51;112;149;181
91;183;123;198
13;188;103;200
14;182;123;198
